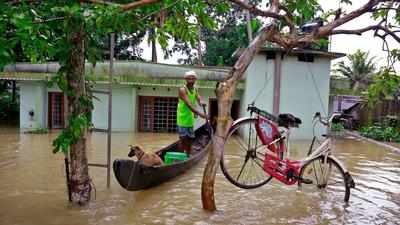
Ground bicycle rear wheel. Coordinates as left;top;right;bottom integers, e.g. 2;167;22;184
299;155;351;202
220;118;272;189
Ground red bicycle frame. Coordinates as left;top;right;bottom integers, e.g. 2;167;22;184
255;116;302;185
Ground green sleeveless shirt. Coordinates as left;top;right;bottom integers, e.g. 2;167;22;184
177;86;198;127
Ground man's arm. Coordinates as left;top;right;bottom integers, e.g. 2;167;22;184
179;87;206;119
196;90;206;107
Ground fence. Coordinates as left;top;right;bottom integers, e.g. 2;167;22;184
330;95;400;129
358;100;400;128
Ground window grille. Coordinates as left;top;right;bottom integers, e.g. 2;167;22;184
139;96;178;132
48;92;64;129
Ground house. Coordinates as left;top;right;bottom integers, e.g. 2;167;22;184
0;47;344;139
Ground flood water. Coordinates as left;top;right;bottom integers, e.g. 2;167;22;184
0;127;399;225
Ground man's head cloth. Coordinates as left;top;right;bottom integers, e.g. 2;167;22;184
184;70;197;79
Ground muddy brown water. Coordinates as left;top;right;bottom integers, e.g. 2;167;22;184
0;127;399;225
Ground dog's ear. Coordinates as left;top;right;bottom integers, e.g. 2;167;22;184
128;145;136;157
133;145;143;151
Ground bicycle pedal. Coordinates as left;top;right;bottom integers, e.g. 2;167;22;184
300;178;313;184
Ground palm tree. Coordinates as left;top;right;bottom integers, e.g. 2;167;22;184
334;50;377;92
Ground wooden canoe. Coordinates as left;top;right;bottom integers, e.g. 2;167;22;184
113;123;212;191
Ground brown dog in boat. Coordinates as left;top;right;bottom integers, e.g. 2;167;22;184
128;145;164;167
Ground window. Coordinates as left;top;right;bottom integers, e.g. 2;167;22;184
48;92;64;129
139;96;178;132
266;52;276;60
298;53;314;62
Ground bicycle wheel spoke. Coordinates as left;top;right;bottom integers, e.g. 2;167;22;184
236;157;250;181
299;156;351;202
220;118;272;189
237;159;264;186
251;157;264;170
328;181;344;186
231;136;250;153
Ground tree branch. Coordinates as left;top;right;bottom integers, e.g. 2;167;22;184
227;0;282;19
7;0;40;5
121;0;160;11
33;17;65;24
331;25;400;43
226;0;282;82
81;0;160;11
278;4;295;33
81;0;116;6
319;0;383;36
278;0;390;49
228;0;296;34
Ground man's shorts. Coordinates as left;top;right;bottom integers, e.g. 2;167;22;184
177;126;195;139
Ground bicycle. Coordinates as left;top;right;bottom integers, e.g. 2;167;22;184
220;103;355;202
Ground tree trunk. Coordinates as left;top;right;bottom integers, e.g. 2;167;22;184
151;35;157;63
351;81;360;92
197;25;203;66
66;22;91;205
150;16;157;63
201;24;277;211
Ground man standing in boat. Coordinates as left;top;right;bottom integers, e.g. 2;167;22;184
177;70;207;155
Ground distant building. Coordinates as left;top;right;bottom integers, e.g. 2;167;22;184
1;48;344;139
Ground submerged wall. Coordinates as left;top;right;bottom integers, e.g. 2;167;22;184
19;82;47;129
17;80;242;132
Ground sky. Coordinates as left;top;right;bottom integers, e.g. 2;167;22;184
324;1;399;72
139;0;399;72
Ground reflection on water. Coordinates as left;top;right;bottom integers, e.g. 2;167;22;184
0;127;399;225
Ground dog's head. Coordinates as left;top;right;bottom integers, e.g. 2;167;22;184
128;145;144;158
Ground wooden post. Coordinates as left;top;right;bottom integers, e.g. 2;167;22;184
107;33;114;188
245;0;252;43
273;52;282;115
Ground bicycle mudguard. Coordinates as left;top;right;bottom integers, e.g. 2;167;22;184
329;155;356;189
230;117;254;128
327;155;349;174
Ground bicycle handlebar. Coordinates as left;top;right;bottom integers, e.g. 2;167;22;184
247;104;278;122
313;112;345;127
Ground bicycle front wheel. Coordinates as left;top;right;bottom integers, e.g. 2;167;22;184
220;118;272;189
299;156;351;202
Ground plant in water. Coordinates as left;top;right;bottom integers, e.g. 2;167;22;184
360;123;400;143
331;122;345;132
25;128;49;134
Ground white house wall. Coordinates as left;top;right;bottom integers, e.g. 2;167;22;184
243;54;331;139
19;81;46;129
280;57;331;139
242;55;275;121
92;85;135;131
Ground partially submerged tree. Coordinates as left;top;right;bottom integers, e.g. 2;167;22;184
335;50;377;91
1;0;227;205
201;0;400;211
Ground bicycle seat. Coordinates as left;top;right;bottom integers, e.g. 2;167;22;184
278;113;302;128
